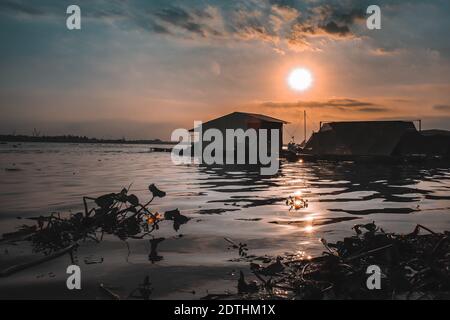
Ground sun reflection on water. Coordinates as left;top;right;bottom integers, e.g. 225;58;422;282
303;224;314;233
293;250;313;261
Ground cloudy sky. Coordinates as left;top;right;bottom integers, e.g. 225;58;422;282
1;0;449;140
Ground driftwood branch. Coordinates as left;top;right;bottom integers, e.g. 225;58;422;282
0;243;77;277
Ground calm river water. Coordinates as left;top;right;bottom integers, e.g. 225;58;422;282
1;142;449;299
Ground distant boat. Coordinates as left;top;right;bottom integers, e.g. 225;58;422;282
283;110;307;158
149;146;173;153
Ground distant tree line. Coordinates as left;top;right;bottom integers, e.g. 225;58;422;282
0;134;176;145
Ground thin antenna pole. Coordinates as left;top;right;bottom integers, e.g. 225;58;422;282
304;110;306;143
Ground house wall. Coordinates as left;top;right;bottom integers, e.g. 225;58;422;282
394;131;450;156
305;130;351;155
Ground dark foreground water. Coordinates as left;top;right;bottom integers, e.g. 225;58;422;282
1;142;450;299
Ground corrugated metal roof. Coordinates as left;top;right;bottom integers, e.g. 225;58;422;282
189;112;288;131
235;112;289;124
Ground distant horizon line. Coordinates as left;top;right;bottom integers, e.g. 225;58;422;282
0;134;177;145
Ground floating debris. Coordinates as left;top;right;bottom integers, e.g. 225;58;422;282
213;223;450;300
99;283;121;300
149;184;166;198
148;238;165;263
235;218;262;222
129;275;153;300
84;256;104;265
0;184;187;276
238;271;258;294
286;195;309;211
0;244;77;278
225;237;248;258
251;257;284;276
164;209;189;232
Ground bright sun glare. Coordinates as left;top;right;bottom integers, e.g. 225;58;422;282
288;68;313;92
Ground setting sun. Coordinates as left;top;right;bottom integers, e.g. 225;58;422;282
288;68;313;92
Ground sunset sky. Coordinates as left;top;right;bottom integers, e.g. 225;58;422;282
1;0;450;141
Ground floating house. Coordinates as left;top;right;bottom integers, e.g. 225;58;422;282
189;112;288;160
304;121;450;158
305;121;416;156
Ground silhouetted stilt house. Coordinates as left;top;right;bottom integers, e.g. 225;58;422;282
189;112;288;162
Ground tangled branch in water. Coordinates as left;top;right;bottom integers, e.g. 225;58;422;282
1;184;189;255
